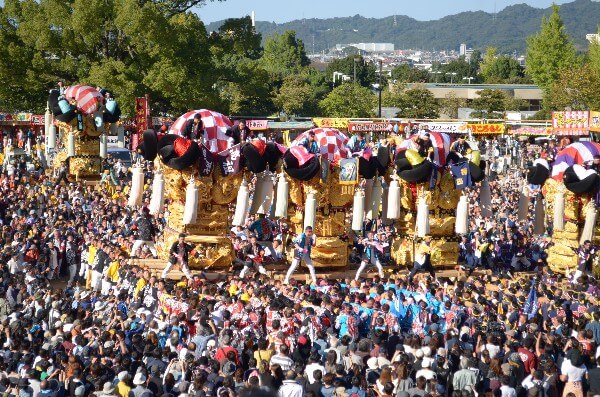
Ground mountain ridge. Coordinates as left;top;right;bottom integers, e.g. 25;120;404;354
204;0;600;54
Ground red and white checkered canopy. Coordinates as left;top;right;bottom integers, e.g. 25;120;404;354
397;131;452;167
63;85;104;115
169;109;233;154
292;128;349;163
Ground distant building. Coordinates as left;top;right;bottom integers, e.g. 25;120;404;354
459;43;473;61
407;83;543;111
587;33;600;44
335;43;395;52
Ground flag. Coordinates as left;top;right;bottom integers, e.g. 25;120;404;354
198;143;214;176
523;280;538;320
450;161;472;189
217;143;241;176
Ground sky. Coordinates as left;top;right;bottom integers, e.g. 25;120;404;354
196;0;573;24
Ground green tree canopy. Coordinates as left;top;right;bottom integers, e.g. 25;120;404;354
390;64;429;83
433;57;479;84
471;89;523;119
274;74;313;116
260;30;310;81
382;85;439;118
325;56;377;87
0;0;220;115
545;63;600;111
525;4;578;90
319;83;376;117
480;47;527;83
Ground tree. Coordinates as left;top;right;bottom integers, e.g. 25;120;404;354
471;89;522;119
435;57;479;84
525;4;578;90
390;64;429;83
545;63;600;111
319;83;376;117
325;56;377;88
398;88;439;119
261;31;310;81
439;92;467;119
480;47;527;83
382;85;439;119
0;0;220;115
274;75;313;116
588;28;600;75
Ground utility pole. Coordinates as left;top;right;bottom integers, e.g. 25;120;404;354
378;59;383;118
353;57;357;83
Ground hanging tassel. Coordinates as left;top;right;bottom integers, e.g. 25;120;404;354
416;195;430;237
232;176;249;226
381;185;390;223
352;189;365;231
387;177;402;219
47;125;57;150
251;172;274;214
67;132;76;157
367;177;383;220
455;195;469;235
274;173;289;218
110;122;118;135
553;191;565;231
44;109;52;137
183;176;198;225
149;170;165;215
534;194;546;235
99;134;107;158
128;167;144;207
304;192;317;230
480;178;492;218
518;185;529;221
580;204;597;244
363;178;374;216
117;126;125;148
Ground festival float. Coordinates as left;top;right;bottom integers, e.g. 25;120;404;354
48;85;122;179
390;132;487;268
527;142;600;275
280;128;389;268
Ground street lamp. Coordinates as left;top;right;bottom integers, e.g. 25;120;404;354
463;76;474;84
431;71;442;83
445;72;457;84
372;83;382;118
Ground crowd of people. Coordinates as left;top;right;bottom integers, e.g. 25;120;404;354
0;125;598;397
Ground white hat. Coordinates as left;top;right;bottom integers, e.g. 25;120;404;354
415;349;424;358
367;357;379;370
422;358;432;368
118;371;129;382
54;321;63;329
132;373;146;385
207;339;216;348
95;382;115;395
422;346;431;357
94;301;107;311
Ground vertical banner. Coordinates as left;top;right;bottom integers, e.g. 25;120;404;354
134;96;150;150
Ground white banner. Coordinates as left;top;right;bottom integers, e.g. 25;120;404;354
419;122;465;134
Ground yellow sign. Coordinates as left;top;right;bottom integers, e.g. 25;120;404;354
460;123;505;135
313;118;349;129
591;111;600;132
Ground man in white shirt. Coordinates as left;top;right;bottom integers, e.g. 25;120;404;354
415;359;436;380
304;353;326;384
278;370;304;397
500;375;517;397
270;345;295;371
